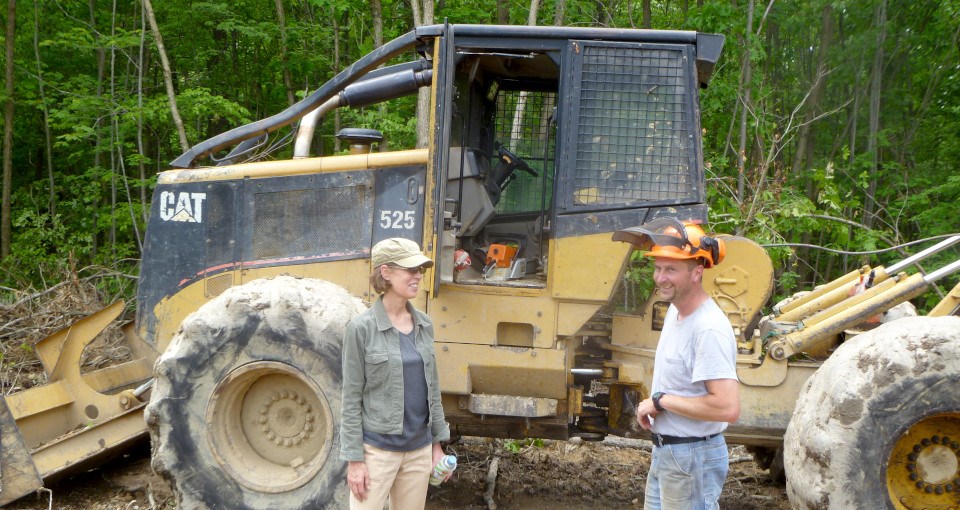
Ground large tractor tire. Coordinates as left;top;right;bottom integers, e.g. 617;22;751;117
784;316;960;509
145;276;366;510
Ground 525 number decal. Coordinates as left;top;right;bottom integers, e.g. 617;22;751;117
379;210;415;229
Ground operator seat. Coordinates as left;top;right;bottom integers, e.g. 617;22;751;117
447;147;495;237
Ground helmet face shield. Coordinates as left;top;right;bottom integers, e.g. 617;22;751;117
611;217;695;253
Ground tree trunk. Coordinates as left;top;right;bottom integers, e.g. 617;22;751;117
791;4;834;178
736;0;755;203
863;0;886;229
142;0;189;152
412;0;434;148
507;0;541;146
1;0;15;259
33;0;56;218
274;0;295;106
642;0;651;29
137;1;147;221
109;0;117;255
89;0;106;256
496;0;510;24
554;0;565;25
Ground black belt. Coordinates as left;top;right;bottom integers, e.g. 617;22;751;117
651;432;721;447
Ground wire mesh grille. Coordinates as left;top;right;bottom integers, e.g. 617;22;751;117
573;45;694;206
253;185;369;260
492;89;556;214
205;183;235;267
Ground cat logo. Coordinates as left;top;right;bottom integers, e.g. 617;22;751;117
159;191;207;223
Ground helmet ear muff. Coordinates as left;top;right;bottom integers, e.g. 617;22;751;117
698;235;723;267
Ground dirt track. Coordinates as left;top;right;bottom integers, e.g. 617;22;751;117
6;437;790;510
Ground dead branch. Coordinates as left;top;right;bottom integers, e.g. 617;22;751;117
484;456;499;510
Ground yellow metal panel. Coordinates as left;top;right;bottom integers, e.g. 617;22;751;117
550;234;630;301
6;381;74;420
421;37;442;290
556;302;602;336
435;343;567;399
33;406;148;478
611;313;660;349
81;358;153;394
428;286;555;348
929;280;960;317
158;149;429;184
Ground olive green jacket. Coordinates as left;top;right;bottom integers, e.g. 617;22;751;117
339;297;450;462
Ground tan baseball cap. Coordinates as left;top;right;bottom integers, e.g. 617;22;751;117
371;238;434;269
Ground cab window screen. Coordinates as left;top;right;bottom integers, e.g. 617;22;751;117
493;89;557;214
573;45;696;206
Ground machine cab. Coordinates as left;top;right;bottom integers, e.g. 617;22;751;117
428;26;721;298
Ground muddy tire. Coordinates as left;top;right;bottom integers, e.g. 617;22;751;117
145;276;366;510
784;316;960;509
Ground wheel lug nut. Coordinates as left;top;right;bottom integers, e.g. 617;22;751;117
907;463;916;472
916;481;925;488
909;453;919;462
936;486;944;494
910;473;919;481
922;438;931;447
932;435;941;444
914;445;923;453
924;485;933;493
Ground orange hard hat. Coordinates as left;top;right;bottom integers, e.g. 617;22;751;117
612;218;725;268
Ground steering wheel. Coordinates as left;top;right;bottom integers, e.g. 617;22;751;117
496;144;539;178
483;143;541;205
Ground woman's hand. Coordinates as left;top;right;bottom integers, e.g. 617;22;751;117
347;460;370;501
431;442;452;482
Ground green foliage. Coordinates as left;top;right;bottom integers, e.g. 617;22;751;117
624;252;656;304
0;0;957;313
503;438;544;453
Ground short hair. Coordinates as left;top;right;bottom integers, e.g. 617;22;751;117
370;266;391;294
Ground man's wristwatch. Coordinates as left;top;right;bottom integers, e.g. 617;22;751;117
651;392;666;412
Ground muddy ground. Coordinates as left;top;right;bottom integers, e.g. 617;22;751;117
6;437;790;510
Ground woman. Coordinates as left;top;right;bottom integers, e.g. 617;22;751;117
340;237;451;509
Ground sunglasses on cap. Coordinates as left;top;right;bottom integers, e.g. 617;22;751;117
388;264;427;274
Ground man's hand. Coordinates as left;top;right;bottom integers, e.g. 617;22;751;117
347;460;370;501
635;397;659;430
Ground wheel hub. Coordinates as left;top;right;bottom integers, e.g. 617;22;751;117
888;413;960;509
207;361;334;493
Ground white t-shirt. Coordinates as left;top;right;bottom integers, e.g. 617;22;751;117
650;298;738;437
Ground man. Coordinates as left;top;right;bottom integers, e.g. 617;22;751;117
615;218;740;510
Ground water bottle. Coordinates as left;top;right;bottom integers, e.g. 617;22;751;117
429;455;457;486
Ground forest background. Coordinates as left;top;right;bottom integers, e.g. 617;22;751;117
0;0;958;313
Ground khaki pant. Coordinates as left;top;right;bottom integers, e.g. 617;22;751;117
350;443;433;510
